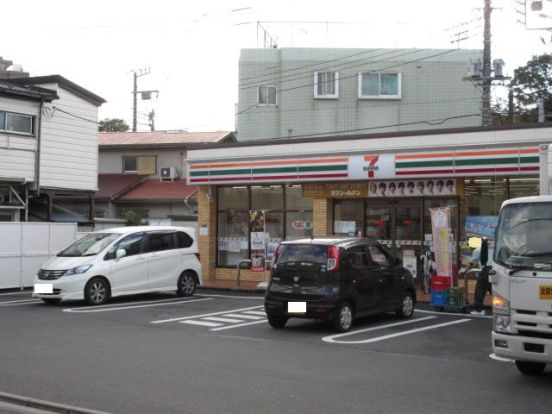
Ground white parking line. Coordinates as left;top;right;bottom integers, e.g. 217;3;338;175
223;313;263;320
415;309;493;319
323;317;471;344
151;305;264;324
322;316;436;342
202;316;244;323
210;319;268;331
242;310;266;316
0;299;42;305
64;297;212;313
195;293;264;300
0;291;31;296
181;320;223;327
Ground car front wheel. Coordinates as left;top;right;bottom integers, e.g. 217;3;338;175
84;278;109;306
332;302;354;333
515;360;546;375
396;291;415;319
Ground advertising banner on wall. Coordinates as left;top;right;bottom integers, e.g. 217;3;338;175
250;210;266;272
368;179;456;197
430;207;453;280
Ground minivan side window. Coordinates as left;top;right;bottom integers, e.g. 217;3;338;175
105;233;144;260
367;245;390;266
147;232;174;252
176;231;194;248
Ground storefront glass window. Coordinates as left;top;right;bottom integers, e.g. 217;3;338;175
216;185;313;267
286;185;312;210
251;185;283;210
217;211;249;266
286;211;314;240
365;204;392;240
464;177;508;216
508;176;539;199
218;187;248;210
334;199;363;236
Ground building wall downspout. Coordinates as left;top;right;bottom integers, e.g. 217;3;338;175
36;101;43;196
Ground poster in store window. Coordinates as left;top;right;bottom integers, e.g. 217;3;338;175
430;207;452;280
250;210;266;272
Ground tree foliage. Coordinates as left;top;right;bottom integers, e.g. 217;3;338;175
498;54;552;123
99;118;129;132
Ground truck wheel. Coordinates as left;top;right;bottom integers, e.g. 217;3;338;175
515;360;546;375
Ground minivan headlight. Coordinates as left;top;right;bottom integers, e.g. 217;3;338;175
64;265;92;276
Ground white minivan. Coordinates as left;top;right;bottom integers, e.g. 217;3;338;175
33;226;202;305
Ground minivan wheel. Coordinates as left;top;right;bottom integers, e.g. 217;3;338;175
267;315;288;329
332;302;353;333
396;291;415;319
515;360;547;375
84;278;109;306
177;272;197;297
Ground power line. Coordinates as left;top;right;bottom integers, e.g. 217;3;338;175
52;106;99;124
249;113;481;141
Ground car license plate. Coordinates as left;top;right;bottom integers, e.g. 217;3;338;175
288;302;306;314
34;284;53;294
539;285;552;300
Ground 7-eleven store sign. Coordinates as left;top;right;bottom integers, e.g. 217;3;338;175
348;154;395;180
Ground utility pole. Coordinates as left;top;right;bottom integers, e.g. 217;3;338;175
131;68;158;132
482;0;492;127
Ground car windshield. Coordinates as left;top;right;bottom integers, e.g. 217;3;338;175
495;202;552;271
277;244;328;264
57;233;120;257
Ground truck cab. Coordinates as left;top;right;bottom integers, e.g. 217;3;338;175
492;196;552;375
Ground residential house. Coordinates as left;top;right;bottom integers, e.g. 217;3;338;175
236;48;483;141
59;131;236;228
0;57;105;222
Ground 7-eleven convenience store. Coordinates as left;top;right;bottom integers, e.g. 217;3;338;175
186;124;551;294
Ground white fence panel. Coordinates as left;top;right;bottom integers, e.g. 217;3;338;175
0;223;77;289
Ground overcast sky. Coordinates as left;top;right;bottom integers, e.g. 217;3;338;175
2;0;550;132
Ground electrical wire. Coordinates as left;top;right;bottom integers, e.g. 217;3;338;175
52;106;99;125
247;113;481;141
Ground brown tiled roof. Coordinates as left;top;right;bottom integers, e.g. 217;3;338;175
96;174;145;200
99;131;235;148
116;179;197;202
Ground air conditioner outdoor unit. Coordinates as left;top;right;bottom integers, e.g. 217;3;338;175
160;167;180;181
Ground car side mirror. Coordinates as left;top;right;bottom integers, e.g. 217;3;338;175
116;248;127;260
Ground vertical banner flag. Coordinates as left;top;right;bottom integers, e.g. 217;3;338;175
250;210;266;272
430;208;453;282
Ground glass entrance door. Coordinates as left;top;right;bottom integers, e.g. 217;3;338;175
394;202;423;281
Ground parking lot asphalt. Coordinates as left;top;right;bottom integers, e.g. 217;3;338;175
1;288;551;414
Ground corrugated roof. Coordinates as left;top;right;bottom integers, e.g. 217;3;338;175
96;174;145;200
0;80;58;101
116;179;197;202
10;75;106;106
99;131;236;148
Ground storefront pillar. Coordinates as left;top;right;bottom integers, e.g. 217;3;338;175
313;198;333;237
197;186;217;281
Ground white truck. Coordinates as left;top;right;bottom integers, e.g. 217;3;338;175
491;143;552;375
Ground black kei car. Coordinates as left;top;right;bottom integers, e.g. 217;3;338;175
264;237;416;332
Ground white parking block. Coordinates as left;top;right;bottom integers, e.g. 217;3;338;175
180;320;223;327
223;313;263;320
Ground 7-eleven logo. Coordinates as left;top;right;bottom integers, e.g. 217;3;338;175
364;155;379;178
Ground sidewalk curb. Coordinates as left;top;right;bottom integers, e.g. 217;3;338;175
0;391;111;414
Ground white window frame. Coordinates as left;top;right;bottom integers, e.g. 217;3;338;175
0;110;34;136
357;72;402;100
314;71;339;99
257;85;277;106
